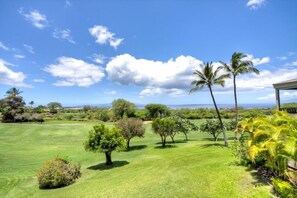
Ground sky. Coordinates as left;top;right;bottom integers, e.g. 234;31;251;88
0;0;297;106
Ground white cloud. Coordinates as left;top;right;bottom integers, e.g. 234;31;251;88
89;25;123;49
106;54;203;97
243;54;270;66
19;8;48;29
23;44;34;54
0;41;9;51
104;90;117;95
140;87;185;97
258;91;297;101
284;60;297;67
53;29;76;44
247;0;266;9
0;59;29;87
92;54;106;64
14;54;25;59
45;57;105;87
33;79;45;83
277;56;287;61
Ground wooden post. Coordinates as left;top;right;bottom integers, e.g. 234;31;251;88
275;89;280;111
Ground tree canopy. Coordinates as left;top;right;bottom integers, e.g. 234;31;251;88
111;99;136;120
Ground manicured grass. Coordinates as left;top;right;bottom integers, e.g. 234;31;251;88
0;120;273;197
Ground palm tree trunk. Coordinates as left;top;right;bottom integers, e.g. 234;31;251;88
208;86;228;147
233;76;238;126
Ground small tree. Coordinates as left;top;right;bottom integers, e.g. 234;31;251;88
47;102;62;110
152;118;176;147
84;124;126;165
170;116;198;141
83;105;91;113
200;119;222;141
116;119;145;148
145;104;170;120
111;99;136;120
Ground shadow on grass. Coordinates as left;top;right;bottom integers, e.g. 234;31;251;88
200;143;226;148
155;140;187;145
245;167;270;186
125;145;147;152
154;145;177;149
87;160;129;171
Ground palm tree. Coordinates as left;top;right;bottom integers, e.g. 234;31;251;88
6;87;23;97
220;52;259;126
190;62;230;147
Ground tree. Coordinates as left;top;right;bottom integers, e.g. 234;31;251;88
6;87;23;97
145;104;170;120
152;118;176;147
0;88;25;122
29;101;34;108
83;105;91;113
47;102;62;109
116;118;145;148
84;124;126;165
190;62;230;147
220;52;259;126
200;119;222;141
111;99;136;120
170;116;198;141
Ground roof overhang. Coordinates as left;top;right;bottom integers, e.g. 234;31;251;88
273;78;297;90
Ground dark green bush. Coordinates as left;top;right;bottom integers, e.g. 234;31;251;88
271;178;296;198
36;157;81;189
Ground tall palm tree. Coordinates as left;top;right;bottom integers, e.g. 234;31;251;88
6;87;23;97
190;62;230;147
220;52;259;126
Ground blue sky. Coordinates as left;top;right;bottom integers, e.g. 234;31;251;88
0;0;297;106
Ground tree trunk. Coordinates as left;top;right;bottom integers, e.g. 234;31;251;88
105;152;112;165
162;137;166;147
184;132;188;141
127;139;130;149
170;133;176;143
233;76;239;140
208;86;228;147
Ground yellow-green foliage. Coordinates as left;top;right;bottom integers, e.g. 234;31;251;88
271;178;296;198
235;111;297;177
36;157;81;189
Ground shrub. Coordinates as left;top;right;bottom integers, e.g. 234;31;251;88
271;178;296;198
36;157;81;189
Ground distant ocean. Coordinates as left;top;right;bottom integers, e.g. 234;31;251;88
67;103;274;109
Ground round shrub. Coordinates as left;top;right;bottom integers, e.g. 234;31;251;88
36;157;81;189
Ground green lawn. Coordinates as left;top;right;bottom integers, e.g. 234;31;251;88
0;120;273;198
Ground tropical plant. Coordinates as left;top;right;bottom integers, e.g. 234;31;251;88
235;111;297;178
190;62;230;146
5;87;23;97
116;118;145;148
220;52;259;126
84;124;126;165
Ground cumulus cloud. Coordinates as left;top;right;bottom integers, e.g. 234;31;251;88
0;59;29;87
258;91;297;101
0;41;9;51
89;25;123;49
45;57;105;87
23;44;34;54
247;0;266;9
105;53;297;97
14;54;25;59
19;8;48;29
53;29;76;44
243;54;270;66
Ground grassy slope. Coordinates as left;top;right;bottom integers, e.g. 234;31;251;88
0;120;273;198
